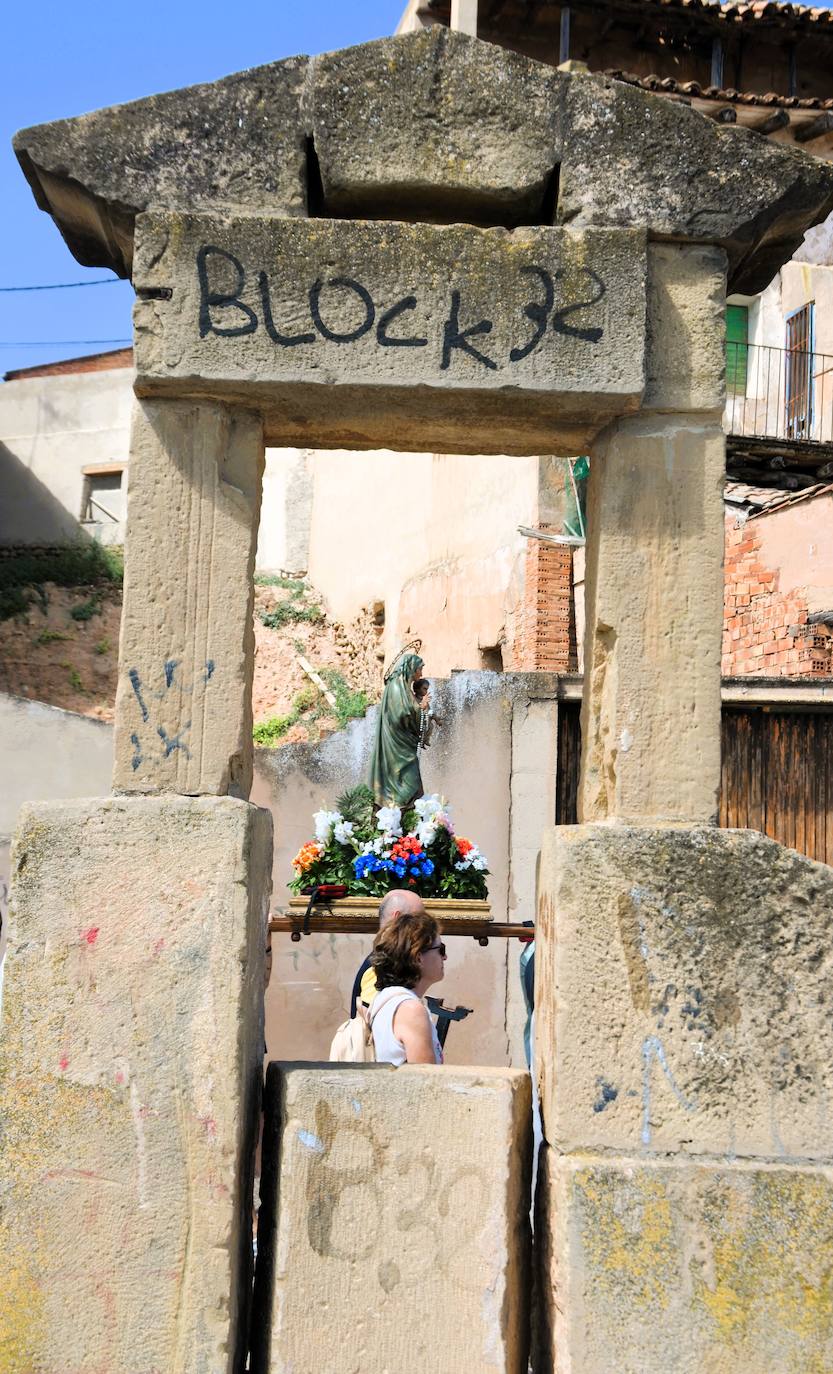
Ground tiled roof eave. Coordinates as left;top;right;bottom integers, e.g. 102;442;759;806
606;68;833;110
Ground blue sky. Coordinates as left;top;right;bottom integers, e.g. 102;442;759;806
1;1;404;376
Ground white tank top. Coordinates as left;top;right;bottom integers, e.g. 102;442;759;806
370;987;443;1065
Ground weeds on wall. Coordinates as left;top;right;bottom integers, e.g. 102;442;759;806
0;544;123;621
257;577;323;630
252;670;370;747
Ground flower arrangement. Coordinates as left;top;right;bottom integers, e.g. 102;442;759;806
289;786;489;900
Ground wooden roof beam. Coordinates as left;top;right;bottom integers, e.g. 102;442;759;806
794;111;833;144
747;108;791;136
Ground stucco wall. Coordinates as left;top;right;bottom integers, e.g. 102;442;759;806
0;368;133;545
305;448;540;671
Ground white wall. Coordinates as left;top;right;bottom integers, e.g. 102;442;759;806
0;369;133;544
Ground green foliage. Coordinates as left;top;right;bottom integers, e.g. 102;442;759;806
0;587;31;620
254;573;306;592
35;629;69;645
252;685;317;747
259;602;323;630
0;543;122;622
94;638;111;655
320;669;371;729
66;667;85;693
335;784;375;831
70;596;102;622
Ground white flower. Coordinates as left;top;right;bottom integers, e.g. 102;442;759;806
333;820;355;845
415;794;442;819
454;860;467;872
416;821;438;848
313;809;342;844
472;855;486;871
376;805;402;836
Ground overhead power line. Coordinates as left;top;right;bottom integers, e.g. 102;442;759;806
0;279;121;292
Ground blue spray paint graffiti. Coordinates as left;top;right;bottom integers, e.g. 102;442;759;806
641;1034;697;1146
126;658;215;768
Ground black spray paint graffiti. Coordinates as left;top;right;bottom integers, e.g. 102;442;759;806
127;657;215;770
196;246;606;372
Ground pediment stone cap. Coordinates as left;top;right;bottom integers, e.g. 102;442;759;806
13;26;833;293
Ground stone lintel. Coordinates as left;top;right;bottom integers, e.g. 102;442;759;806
113;396;263;797
535;824;833;1162
538;1148;833;1374
131;214;647;454
0;795;273;1374
251;1063;533;1374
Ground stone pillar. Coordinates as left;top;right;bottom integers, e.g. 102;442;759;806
0;796;272;1374
579;244;727;824
113;397;264;798
534;824;833;1373
251;1064;532;1374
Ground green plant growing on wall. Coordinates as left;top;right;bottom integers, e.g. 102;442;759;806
320;669;371;730
252;686;317;746
70;596;102;622
35;629;69;645
255;574;306;593
257;578;324;631
94;638;111;655
0;543;122;623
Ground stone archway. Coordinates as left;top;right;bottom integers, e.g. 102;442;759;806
4;26;833;1374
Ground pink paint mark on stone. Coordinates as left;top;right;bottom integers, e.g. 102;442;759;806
114;1070;125;1085
82;926;100;946
152;937;166;956
59;1054;70;1072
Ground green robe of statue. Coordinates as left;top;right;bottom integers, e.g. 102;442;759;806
369;653;425;808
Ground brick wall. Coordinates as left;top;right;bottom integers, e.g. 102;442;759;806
722;514;833;677
4;347;133;382
512;529;576;672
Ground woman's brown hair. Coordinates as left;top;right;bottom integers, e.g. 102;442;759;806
371;911;440;991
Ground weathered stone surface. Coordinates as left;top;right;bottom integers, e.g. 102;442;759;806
14;56;308;277
0;796;272;1374
535;825;833;1160
581;415;724;823
645;243;727;414
307;27;563;224
538;1149;833;1374
133;213;647;454
15;30;833;292
251;1063;532;1374
560;68;833;294
113;397;264;797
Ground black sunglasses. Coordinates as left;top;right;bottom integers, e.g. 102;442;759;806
425;941;447;958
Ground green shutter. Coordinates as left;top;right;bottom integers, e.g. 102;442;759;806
726;304;748;394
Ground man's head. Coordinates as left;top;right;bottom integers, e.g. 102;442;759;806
378;888;427;930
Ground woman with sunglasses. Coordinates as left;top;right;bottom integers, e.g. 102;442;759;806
368;910;447;1065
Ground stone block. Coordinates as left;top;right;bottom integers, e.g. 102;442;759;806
251;1063;532;1373
307;26;564;224
535;824;833;1160
538;1149;833;1374
0;795;272;1374
14;55;308;277
581;414;724;823
645;243;727;414
559;70;833;294
113;397;264;797
133;213;647;455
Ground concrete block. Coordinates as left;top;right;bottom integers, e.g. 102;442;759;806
251;1063;532;1373
113;397;264;797
133;213;647;455
581;413;724;823
645;243;727;414
538;1148;833;1374
0;795;272;1374
307;27;564;223
535;824;833;1161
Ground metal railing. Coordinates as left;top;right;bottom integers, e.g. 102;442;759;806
725;341;833;447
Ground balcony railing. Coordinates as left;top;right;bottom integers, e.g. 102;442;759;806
725;342;833;448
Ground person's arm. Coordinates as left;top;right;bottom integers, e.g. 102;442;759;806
392;998;437;1064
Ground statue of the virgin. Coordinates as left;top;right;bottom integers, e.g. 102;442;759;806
368;649;431;808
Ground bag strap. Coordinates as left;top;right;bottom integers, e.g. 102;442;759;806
367;987;413;1029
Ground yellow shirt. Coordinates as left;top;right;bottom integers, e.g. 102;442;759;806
360;965;377;1006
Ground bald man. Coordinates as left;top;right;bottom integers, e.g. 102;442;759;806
350;888;427;1017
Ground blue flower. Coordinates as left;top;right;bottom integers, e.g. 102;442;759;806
421;859;434;876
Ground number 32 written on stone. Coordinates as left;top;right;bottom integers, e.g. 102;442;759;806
196;246;606;372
